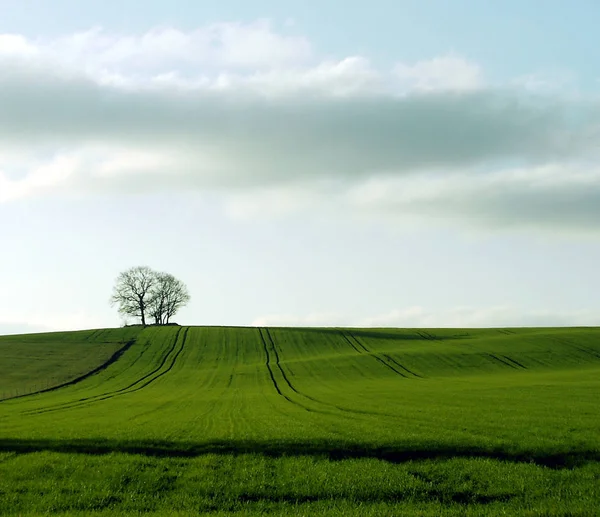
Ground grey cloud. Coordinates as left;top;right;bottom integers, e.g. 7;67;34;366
3;61;600;233
358;169;600;232
456;183;600;230
1;62;598;189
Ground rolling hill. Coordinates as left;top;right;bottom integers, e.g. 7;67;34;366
1;326;599;515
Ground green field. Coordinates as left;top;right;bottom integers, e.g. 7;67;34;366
0;328;140;400
1;326;599;516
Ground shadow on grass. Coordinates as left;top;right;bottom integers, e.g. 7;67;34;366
0;437;596;469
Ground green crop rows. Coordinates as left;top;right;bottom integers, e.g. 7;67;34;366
1;326;599;515
0;328;139;400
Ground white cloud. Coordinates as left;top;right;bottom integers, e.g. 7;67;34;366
212;56;382;97
394;54;483;92
16;22;312;75
0;153;82;202
0;34;39;57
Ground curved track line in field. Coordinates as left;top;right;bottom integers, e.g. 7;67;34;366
257;328;315;412
555;337;600;361
263;329;305;398
342;331;410;378
416;330;437;341
500;355;527;369
85;329;101;341
0;337;138;404
259;328;379;418
23;328;188;416
257;327;283;397
338;330;364;354
486;353;520;370
122;327;189;393
381;353;423;378
340;329;422;378
260;329;403;420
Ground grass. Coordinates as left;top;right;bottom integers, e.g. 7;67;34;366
1;326;599;515
0;327;141;400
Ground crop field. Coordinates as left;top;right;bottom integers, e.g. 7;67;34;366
0;328;141;400
1;326;599;516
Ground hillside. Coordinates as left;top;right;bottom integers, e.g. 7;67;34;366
1;326;600;515
0;327;142;400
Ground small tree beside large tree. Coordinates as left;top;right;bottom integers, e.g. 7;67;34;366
111;266;190;326
148;272;191;325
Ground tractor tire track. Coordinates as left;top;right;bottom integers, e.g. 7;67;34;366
381;354;423;378
28;327;187;415
0;337;138;404
257;328;314;412
343;331;409;378
85;329;101;341
261;329;402;419
343;331;370;353
416;330;437;341
263;329;306;398
24;328;187;416
500;355;527;369
259;329;387;418
122;327;189;394
555;337;600;361
486;353;520;370
264;328;347;411
338;330;364;354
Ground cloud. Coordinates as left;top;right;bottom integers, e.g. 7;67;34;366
0;34;39;57
0;72;590;192
1;23;599;232
0;22;312;71
511;68;578;95
394;54;483;92
345;162;600;232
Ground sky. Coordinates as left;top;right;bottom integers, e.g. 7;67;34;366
1;0;600;334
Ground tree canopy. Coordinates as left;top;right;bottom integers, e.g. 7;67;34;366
110;266;190;326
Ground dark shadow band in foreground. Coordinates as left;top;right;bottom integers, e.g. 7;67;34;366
0;437;597;469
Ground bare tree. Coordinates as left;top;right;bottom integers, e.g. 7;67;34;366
149;280;167;326
110;266;158;326
148;272;190;325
